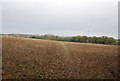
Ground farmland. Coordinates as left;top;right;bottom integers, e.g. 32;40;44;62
1;36;119;79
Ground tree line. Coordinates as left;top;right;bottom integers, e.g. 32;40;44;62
30;34;118;45
1;34;118;45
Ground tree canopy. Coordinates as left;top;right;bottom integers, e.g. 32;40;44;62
29;34;117;45
1;34;118;45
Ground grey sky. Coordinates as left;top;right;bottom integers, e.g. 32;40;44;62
1;0;119;38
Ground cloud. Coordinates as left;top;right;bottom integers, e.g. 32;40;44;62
2;0;118;38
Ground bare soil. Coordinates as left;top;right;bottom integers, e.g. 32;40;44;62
1;36;119;79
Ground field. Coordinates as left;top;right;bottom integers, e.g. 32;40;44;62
1;36;119;79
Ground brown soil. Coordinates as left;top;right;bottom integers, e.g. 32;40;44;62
1;36;119;79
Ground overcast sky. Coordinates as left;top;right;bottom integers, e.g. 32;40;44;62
0;0;119;38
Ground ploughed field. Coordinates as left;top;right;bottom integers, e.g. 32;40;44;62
1;36;119;79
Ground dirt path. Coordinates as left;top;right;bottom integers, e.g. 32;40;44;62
59;42;77;78
59;42;70;60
